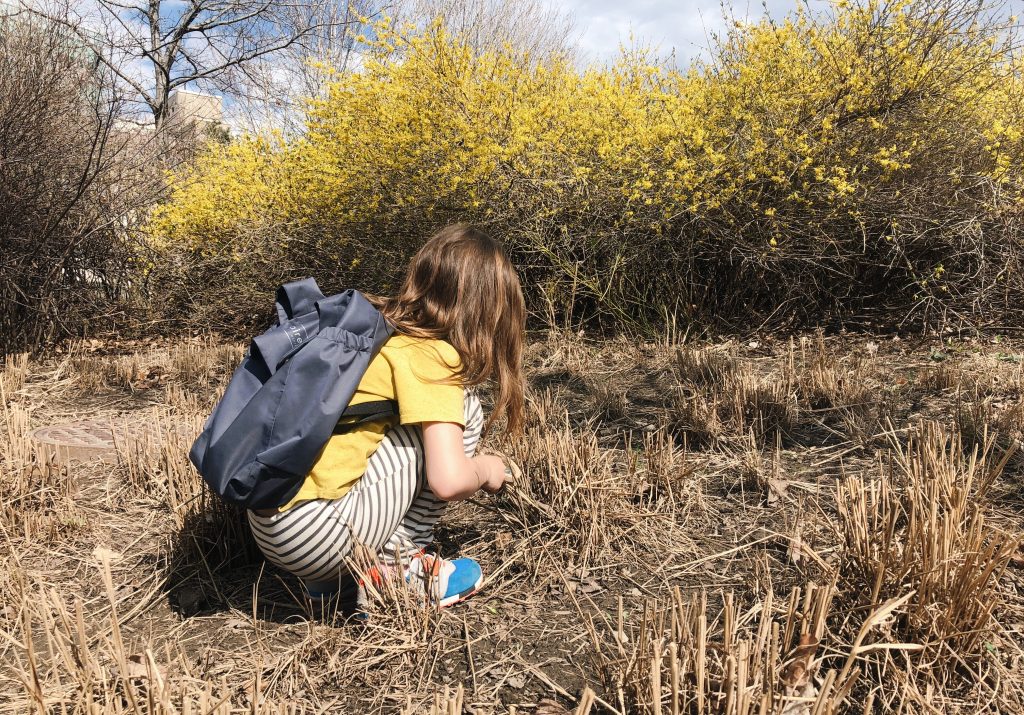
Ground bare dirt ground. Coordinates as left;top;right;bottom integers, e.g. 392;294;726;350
2;330;1023;714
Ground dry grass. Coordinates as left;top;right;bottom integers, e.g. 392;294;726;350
0;398;79;541
2;331;1023;713
1;352;29;395
670;343;799;448
586;581;858;714
66;338;244;401
834;422;1020;706
12;550;312;714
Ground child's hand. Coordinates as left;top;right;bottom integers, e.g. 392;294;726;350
474;454;507;494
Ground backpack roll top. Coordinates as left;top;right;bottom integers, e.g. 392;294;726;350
254;292;389;477
189;279;394;510
275;277;324;325
251;309;321;376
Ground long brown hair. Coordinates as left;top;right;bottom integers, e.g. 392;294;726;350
374;224;525;435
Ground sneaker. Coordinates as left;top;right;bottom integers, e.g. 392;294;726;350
404;553;484;608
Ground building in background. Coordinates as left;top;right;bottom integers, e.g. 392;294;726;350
165;89;225;133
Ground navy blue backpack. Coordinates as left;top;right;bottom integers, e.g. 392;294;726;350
189;278;395;509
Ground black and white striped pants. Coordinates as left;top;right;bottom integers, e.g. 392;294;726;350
247;391;484;588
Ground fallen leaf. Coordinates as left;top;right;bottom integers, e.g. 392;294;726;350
92;546;123;564
534;698;572;715
117;653;165;682
494;531;514;551
766;477;790;505
114;582;139;601
787;534;804;565
786;528;819;566
1009;546;1024;568
506;673;527;689
779;678;818;714
781;633;819;688
506;458;524;482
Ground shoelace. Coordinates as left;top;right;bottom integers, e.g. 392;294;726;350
358;548;438;588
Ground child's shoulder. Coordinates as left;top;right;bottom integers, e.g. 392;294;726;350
381;334;461;370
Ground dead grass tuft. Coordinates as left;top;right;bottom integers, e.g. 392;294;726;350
834;421;1018;700
65;339;243;400
0;400;81;541
671;355;797;448
954;387;1024;458
497;407;628;570
636;428;707;523
581;375;631;424
11;551;313;714
1;352;29;395
673;345;738;388
795;335;886;444
586;581;859;714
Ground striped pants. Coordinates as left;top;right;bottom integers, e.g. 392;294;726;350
247;391;484;590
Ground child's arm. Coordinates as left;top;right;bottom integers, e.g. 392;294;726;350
421;421;506;501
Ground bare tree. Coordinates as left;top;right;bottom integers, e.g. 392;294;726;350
27;0;360;128
227;0;376;132
0;5;164;351
384;0;578;62
276;0;373;98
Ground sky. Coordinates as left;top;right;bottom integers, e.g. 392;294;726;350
560;0;815;65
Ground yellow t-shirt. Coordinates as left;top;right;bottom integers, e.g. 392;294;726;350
278;334;465;511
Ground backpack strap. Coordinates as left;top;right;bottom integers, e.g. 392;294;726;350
276;278;324;324
334;399;398;433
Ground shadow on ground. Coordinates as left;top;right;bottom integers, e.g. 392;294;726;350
163;502;315;624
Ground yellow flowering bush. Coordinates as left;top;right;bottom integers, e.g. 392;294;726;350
149;0;1024;331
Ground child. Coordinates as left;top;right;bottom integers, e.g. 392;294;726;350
247;224;525;609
